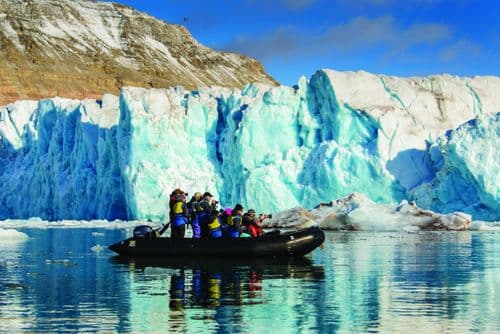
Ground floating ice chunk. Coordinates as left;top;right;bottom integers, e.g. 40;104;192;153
263;193;473;231
0;228;28;242
91;244;104;252
0;219;146;229
45;259;72;266
263;207;316;229
470;220;500;231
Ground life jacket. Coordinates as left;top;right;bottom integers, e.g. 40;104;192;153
207;216;220;230
172;201;185;215
227;215;241;227
226;215;241;238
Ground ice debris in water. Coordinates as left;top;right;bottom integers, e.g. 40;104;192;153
91;244;104;252
0;70;498;221
0;228;29;241
45;259;73;266
470;220;500;231
263;193;473;231
0;219;142;229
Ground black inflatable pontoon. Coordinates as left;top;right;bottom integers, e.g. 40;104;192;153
108;227;325;257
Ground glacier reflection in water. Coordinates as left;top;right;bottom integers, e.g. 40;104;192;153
0;227;499;333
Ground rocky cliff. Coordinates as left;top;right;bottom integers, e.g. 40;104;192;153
0;0;277;106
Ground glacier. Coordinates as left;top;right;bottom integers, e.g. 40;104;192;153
0;69;498;221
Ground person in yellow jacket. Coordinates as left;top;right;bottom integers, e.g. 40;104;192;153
169;189;188;239
206;209;223;238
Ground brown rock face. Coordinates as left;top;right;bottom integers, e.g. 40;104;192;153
0;0;278;106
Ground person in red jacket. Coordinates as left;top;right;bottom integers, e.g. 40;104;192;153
246;209;264;237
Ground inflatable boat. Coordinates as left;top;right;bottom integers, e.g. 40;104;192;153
108;226;324;257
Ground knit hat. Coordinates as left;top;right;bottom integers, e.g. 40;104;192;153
234;203;243;211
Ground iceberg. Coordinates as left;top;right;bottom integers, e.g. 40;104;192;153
0;228;28;242
0;70;498;221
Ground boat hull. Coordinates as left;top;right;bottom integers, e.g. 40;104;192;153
108;227;325;257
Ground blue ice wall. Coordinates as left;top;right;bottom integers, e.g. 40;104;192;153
0;96;128;220
411;113;499;220
0;71;498;220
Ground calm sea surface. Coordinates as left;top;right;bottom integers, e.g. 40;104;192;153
0;228;499;333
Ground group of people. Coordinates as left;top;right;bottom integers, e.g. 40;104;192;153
168;188;267;240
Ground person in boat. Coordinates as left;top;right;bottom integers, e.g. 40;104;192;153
170;189;189;239
225;203;244;238
207;209;223;239
241;209;253;231
218;207;230;233
188;192;203;238
246;209;264;237
197;192;217;238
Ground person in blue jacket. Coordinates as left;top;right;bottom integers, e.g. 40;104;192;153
206;209;223;239
188;192;203;238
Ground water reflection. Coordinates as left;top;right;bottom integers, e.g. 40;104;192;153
112;256;325;308
320;231;500;333
0;228;499;333
109;256;325;333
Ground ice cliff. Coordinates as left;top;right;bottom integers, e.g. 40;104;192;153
0;70;498;221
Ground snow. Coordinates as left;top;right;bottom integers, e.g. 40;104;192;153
0;69;498;221
0;16;24;50
37;1;123;53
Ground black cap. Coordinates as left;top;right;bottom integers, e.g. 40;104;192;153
203;192;213;198
234;203;243;211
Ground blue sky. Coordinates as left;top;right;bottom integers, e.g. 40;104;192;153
110;0;499;85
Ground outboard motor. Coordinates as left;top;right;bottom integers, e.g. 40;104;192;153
133;225;155;239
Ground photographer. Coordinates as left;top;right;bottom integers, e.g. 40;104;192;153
197;192;218;238
245;209;264;237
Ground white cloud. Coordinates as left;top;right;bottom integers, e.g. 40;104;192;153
222;16;452;60
439;40;482;62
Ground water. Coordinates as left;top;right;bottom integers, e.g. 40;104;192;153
0;227;499;333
